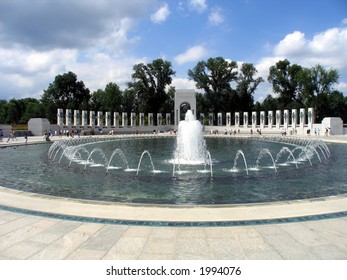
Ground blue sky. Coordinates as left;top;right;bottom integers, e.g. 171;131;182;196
0;0;346;102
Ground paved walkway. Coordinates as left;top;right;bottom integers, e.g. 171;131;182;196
0;204;346;260
0;134;347;260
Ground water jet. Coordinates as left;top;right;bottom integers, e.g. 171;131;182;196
0;111;346;205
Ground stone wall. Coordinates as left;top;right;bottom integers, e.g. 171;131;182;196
0;124;12;137
321;117;344;135
28;118;51;136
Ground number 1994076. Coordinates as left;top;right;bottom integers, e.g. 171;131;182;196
199;266;241;276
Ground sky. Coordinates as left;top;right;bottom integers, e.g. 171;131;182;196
0;0;346;103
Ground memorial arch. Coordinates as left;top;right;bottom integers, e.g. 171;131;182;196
174;89;196;126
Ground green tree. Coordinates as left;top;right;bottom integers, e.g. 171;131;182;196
196;92;208;117
40;94;59;124
90;83;124;112
327;91;347;121
89;89;106;111
188;57;238;122
3;100;20;124
267;59;303;108
315;90;347;122
159;86;175;117
2;99;31;124
261;95;279;111
299;64;340;121
236;63;264;112
104;82;123;112
122;89;137;125
20;99;43;123
129;58;175;114
0;100;7;123
41;71;90;122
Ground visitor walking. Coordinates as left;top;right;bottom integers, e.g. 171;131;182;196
6;129;16;142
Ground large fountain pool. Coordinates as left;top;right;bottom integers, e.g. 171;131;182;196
0;135;346;205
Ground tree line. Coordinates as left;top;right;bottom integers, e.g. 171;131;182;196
0;57;346;126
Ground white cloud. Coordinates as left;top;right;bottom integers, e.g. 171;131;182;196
188;0;207;13
174;45;208;65
342;18;347;25
172;77;196;90
274;31;308;57
0;47;77;99
274;28;347;71
0;45;146;100
150;3;170;24
255;56;279;80
0;0;155;100
254;27;347;101
208;7;224;26
71;54;145;93
336;82;347;93
0;0;154;50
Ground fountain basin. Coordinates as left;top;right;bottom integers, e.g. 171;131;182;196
0;135;346;205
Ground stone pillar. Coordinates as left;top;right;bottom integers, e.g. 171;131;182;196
307;108;314;131
199;113;204;125
217;113;222;126
291;109;297;130
166;113;171;125
97;111;103;128
66;109;72;129
74;110;80;128
243;112;248;129
260;111;265;129
105;112;111;128
157;113;163;126
267;111;273;129
283;109;289;130
113;112;119;127
122;112;127;127
139;113;145;126
131;112;136;127
57;109;64;127
299;108;306;131
208;113;213;125
148;113;153;126
226;112;231;127
275;110;281;130
82;110;88;129
89;111;95;128
251;111;257;129
235;112;240;129
175;109;179;126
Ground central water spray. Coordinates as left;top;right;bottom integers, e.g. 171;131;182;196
173;110;208;165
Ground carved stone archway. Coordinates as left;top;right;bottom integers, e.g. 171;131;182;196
174;89;196;126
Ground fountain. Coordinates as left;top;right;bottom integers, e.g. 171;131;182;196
136;150;157;177
0;110;346;205
173;110;208;165
106;149;130;173
228;150;249;175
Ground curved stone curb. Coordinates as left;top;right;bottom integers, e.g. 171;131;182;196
1;187;346;225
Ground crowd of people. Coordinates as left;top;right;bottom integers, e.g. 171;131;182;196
211;128;263;136
0;125;335;145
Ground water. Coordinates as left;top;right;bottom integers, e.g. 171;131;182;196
0;136;346;205
173;110;208;165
